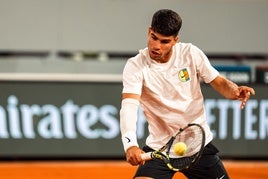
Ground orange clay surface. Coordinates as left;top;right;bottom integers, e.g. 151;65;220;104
0;160;267;179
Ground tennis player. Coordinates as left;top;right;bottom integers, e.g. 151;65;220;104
120;9;255;179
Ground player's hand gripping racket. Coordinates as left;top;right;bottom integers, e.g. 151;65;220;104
141;123;205;171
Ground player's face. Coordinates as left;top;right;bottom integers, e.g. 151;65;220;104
147;28;178;63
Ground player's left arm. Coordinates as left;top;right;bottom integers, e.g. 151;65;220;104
209;75;255;109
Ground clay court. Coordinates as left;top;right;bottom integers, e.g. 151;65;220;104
0;160;267;179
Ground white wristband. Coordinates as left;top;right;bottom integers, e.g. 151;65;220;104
122;131;139;152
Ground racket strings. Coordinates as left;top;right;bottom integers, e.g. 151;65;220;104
174;126;204;155
170;153;198;171
169;126;204;171
150;124;206;172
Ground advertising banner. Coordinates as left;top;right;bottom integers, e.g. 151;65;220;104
0;80;267;159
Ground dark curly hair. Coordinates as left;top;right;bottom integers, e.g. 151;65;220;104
151;9;182;37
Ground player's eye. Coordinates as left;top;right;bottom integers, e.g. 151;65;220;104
161;40;171;44
151;35;157;40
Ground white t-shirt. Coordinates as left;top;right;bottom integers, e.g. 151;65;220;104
122;42;219;157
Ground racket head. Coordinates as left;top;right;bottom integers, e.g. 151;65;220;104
165;123;206;171
141;123;206;172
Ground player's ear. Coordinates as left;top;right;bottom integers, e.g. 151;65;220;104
172;36;179;46
148;27;152;35
175;36;179;43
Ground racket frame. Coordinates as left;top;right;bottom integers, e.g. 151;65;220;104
141;123;206;171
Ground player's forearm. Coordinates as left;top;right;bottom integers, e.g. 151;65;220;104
210;75;240;100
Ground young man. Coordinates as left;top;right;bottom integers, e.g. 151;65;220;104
120;9;255;179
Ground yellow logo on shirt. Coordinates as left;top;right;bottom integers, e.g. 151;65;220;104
178;68;190;82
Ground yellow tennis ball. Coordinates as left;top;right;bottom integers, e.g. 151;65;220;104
174;142;187;156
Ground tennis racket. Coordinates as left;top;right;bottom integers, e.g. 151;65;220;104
141;123;205;171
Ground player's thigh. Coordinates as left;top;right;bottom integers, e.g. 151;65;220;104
181;143;229;179
134;177;153;179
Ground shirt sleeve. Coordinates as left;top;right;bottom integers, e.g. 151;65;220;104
191;45;219;83
122;58;143;95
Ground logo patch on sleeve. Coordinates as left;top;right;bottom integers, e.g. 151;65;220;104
178;68;190;82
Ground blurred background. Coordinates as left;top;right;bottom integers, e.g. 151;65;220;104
0;0;267;178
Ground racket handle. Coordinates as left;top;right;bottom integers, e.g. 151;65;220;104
141;152;152;161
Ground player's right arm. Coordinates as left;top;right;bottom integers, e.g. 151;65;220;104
120;93;144;165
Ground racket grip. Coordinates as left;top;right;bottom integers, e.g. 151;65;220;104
141;152;152;161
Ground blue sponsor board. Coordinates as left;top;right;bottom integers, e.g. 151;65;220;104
214;65;251;84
